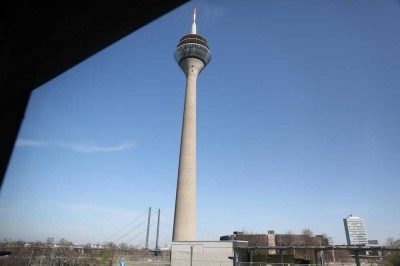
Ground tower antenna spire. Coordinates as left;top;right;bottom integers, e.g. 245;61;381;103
191;8;197;34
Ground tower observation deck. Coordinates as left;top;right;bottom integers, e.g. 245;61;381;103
172;8;211;241
174;34;212;66
174;7;212;68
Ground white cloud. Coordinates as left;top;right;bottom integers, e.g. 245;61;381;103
15;138;136;153
60;141;136;153
15;138;49;147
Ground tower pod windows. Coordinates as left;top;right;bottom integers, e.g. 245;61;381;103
174;43;212;65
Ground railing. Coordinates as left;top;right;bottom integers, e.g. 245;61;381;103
166;261;381;266
171;259;232;266
112;256;170;266
237;264;319;266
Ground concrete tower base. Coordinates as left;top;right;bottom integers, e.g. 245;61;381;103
171;240;248;266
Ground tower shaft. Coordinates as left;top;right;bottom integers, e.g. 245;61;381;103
173;58;203;241
172;8;211;242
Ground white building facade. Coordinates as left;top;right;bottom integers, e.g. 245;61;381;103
171;241;248;266
343;215;368;245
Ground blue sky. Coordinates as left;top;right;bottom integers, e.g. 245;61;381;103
1;0;400;246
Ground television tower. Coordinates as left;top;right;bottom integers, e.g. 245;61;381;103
172;8;212;241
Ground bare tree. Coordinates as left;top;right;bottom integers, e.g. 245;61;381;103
46;237;54;247
33;240;43;246
384;237;400;266
300;228;315;261
14;239;25;247
386;237;400;246
285;231;296;246
301;228;315;245
119;242;129;249
335;250;351;265
325;235;335;263
104;241;117;250
57;238;71;247
284;231;296;255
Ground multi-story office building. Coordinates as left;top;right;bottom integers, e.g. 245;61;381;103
343;215;368;245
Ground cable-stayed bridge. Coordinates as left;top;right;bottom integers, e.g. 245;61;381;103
102;207;219;250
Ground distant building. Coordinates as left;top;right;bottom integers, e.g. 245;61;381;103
343;215;368;245
220;230;329;255
367;240;381;256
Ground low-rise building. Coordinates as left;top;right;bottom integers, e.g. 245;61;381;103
220;230;329;247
